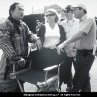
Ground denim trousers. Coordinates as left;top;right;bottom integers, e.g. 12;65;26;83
59;54;74;87
72;50;95;92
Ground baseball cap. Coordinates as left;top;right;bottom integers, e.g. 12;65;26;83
62;5;73;13
65;5;72;10
72;4;87;11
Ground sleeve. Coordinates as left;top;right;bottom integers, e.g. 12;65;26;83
0;28;17;59
79;18;93;34
37;25;45;43
56;24;66;46
25;24;41;43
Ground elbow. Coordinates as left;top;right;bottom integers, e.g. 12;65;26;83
79;31;86;39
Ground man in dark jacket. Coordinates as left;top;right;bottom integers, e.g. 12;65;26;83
0;2;42;92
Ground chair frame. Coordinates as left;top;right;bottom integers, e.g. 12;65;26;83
10;61;62;92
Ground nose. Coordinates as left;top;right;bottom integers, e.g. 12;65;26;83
21;10;24;15
21;10;24;14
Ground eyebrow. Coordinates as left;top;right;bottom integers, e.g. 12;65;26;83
19;7;24;11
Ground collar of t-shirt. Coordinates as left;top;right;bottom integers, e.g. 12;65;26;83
45;23;60;37
66;19;74;25
43;23;60;48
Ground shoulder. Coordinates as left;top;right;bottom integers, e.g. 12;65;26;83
0;19;12;35
0;18;14;35
59;19;66;25
0;19;11;30
58;24;65;34
58;24;64;30
84;16;94;23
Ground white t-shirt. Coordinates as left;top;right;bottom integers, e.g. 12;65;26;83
60;18;79;39
43;23;60;48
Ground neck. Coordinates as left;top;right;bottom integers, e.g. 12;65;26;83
66;15;73;20
8;16;21;26
11;15;21;21
48;22;55;29
78;13;85;20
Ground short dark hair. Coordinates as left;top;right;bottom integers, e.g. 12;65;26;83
9;2;20;16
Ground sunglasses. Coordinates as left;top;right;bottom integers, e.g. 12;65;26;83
45;14;55;17
62;9;73;13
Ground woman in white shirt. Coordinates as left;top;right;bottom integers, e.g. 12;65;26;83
30;8;66;71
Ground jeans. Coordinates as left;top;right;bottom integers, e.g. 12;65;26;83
59;53;75;88
72;50;95;92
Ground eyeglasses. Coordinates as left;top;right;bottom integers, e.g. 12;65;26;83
45;14;55;17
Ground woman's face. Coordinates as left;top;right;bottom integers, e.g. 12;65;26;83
45;11;56;22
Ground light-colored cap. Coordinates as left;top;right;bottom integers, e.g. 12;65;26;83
73;4;87;11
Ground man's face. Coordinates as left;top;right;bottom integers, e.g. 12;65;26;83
11;4;24;20
65;10;73;19
73;7;83;19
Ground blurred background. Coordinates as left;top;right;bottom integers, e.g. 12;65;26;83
0;0;97;18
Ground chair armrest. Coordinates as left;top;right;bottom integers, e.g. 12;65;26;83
43;65;59;72
43;62;63;83
37;75;58;86
10;68;30;79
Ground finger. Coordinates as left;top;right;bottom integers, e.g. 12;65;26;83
57;48;61;55
59;48;64;54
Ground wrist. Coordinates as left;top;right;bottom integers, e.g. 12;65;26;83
63;41;67;47
35;37;40;43
35;37;42;43
64;39;69;46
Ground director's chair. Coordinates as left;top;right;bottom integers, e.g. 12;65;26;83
10;60;63;92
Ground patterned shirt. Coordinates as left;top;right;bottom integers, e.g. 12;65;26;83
0;17;36;91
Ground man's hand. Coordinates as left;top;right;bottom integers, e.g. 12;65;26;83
17;57;25;68
9;55;25;68
9;55;21;62
57;42;67;55
35;39;42;51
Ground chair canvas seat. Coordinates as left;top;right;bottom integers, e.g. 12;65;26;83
16;69;54;84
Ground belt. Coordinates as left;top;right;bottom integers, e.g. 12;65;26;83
77;49;93;57
77;49;93;53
